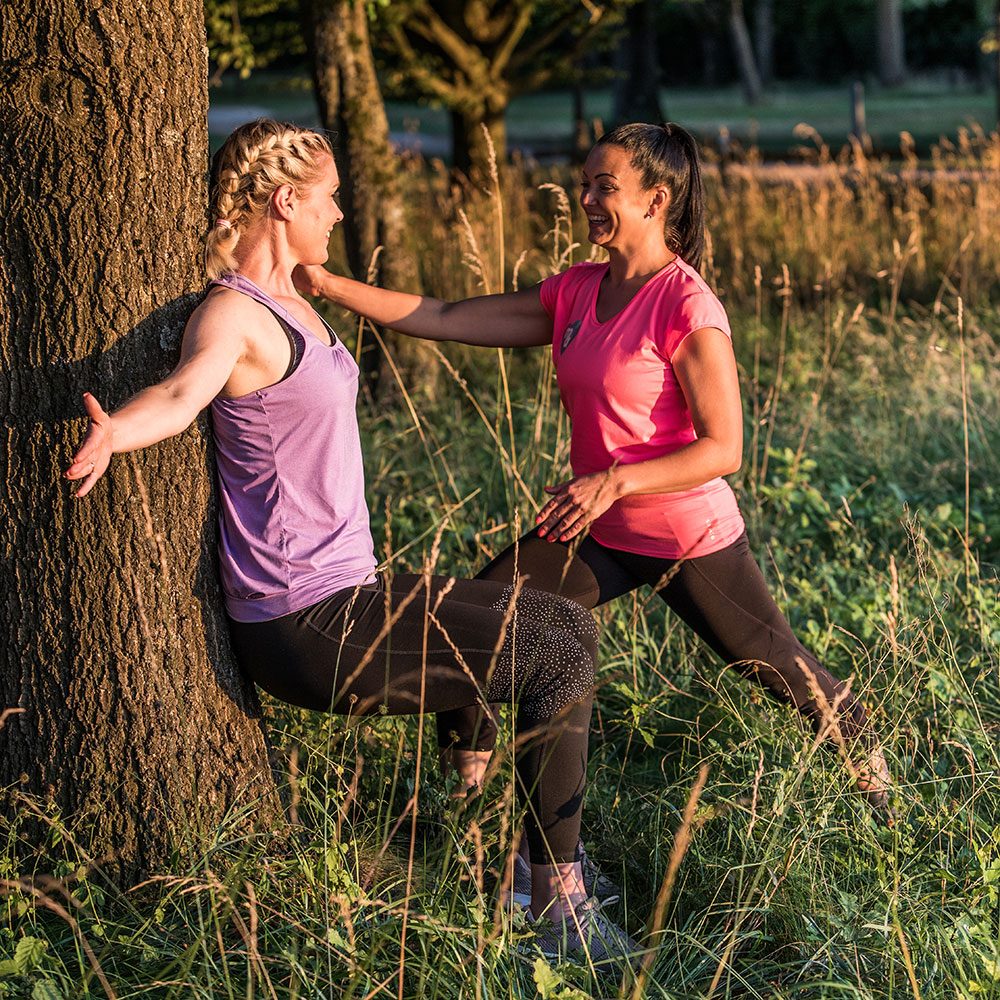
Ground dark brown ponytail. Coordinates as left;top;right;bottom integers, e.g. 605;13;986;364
594;122;705;270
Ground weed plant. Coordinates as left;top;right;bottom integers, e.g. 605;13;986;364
2;132;998;998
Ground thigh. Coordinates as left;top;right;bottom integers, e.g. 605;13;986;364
649;533;807;667
303;572;597;719
298;573;510;717
475;529;640;608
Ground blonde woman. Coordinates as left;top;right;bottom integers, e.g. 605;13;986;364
64;119;637;963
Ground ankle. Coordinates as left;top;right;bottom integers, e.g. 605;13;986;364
530;861;586;921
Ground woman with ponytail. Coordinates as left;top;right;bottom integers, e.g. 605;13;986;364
64;119;641;965
296;122;893;890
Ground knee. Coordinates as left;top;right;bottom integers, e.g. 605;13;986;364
525;588;600;658
532;631;596;718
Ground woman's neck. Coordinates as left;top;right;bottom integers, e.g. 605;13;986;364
605;238;676;286
232;228;300;298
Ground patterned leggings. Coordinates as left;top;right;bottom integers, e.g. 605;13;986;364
228;573;598;863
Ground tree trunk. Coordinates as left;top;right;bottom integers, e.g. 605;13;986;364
304;0;437;400
571;75;592;162
0;0;278;883
753;0;774;86
451;103;508;179
611;0;664;126
877;0;907;87
701;31;721;87
729;0;763;104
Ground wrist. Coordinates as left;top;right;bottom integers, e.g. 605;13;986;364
611;465;631;500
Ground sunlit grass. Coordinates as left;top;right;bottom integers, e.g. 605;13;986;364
2;135;998;997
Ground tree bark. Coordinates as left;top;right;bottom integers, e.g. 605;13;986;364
0;0;278;882
729;0;763;104
877;0;907;87
611;0;664;126
304;0;436;400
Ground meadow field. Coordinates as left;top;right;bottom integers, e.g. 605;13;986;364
2;130;998;998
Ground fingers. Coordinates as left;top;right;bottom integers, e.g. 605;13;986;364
72;466;102;499
536;491;574;537
82;392;107;422
537;494;588;541
65;393;110;496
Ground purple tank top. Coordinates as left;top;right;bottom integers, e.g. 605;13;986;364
209;273;376;622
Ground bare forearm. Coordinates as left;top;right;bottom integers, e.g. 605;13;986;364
612;439;742;499
109;384;199;452
311;269;550;348
316;271;451;337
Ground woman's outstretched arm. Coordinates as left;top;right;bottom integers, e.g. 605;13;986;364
64;294;247;498
294;265;552;348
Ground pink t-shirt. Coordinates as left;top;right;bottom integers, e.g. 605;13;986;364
540;258;745;559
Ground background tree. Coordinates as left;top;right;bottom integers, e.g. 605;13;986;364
0;0;277;882
727;0;763;103
376;0;625;175
877;0;908;85
302;0;435;398
753;0;775;86
611;0;665;125
676;0;763;104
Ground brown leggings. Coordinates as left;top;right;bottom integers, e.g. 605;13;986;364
436;531;874;755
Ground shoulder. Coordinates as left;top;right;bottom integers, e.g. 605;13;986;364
539;261;605;312
558;261;607;284
654;258;720;303
659;262;729;329
185;286;271;345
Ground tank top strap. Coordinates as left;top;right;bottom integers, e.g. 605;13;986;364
209;272;331;348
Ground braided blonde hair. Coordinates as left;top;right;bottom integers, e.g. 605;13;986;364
205;118;334;280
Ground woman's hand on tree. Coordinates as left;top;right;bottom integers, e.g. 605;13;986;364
536;470;621;542
65;393;113;499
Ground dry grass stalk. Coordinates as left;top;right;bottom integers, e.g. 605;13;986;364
628;763;710;999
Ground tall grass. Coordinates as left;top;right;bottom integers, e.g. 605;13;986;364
2;131;998;998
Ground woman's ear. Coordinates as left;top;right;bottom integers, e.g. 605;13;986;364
270;183;297;221
647;186;670;219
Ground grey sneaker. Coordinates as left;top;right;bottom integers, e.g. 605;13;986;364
500;852;534;909
530;896;643;966
580;844;621;906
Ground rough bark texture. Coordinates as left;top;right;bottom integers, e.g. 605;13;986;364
611;0;664;127
305;0;436;400
877;0;907;87
0;0;278;882
729;0;763;105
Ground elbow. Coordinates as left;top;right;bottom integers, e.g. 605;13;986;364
720;444;743;477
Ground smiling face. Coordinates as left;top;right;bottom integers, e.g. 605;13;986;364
286;153;344;265
580;144;663;251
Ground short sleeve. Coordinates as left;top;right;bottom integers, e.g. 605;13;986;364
537;271;566;319
663;291;731;361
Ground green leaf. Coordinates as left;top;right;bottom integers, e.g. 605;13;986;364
14;937;47;974
533;956;562;997
31;982;63;1000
